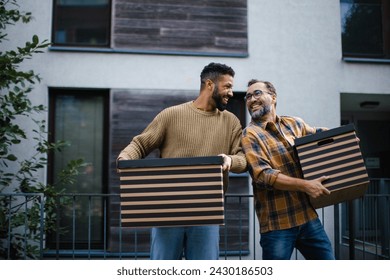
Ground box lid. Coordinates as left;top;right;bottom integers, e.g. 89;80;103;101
117;156;223;169
294;123;355;146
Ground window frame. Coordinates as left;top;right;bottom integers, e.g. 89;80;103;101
341;0;390;61
52;0;112;48
47;88;110;250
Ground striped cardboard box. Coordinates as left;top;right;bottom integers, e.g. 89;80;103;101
117;156;225;228
294;124;369;208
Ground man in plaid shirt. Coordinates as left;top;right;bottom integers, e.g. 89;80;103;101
241;79;335;260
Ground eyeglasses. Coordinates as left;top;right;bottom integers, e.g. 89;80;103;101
244;90;271;101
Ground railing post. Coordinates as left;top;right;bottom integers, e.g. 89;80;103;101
348;200;355;260
7;195;12;259
39;194;45;259
379;179;389;257
55;195;61;260
223;195;228;260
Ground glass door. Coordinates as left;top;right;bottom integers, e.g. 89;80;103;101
48;88;109;249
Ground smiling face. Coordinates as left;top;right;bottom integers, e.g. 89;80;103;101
211;74;234;111
246;82;276;121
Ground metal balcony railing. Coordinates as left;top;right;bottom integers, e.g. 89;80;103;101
1;179;389;260
336;178;390;260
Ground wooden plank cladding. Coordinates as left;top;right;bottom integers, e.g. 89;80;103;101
295;124;369;208
117;156;225;228
113;0;248;55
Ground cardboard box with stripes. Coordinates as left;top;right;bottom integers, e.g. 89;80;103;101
117;156;226;228
294;124;369;208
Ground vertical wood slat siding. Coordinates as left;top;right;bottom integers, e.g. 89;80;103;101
112;0;248;55
295;124;370;208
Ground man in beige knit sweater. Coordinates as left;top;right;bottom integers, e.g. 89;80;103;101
117;62;247;260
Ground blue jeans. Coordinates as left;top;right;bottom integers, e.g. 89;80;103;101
150;226;220;260
260;218;335;260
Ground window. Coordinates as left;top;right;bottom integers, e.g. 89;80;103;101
52;0;111;47
340;0;390;59
48;89;109;249
51;0;248;57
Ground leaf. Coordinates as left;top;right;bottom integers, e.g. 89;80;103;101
32;35;39;45
6;154;17;161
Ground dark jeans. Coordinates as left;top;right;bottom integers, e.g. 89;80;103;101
260;218;335;260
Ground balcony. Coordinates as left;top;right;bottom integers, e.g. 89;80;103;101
1;179;389;260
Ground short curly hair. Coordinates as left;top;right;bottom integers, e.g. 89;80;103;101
200;62;235;87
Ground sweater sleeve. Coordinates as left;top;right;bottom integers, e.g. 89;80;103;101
117;111;167;160
228;119;247;173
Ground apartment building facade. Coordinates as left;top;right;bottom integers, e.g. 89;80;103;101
2;0;390;259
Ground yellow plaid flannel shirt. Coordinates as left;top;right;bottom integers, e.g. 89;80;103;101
242;115;326;233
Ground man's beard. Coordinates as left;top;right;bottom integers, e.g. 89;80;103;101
212;87;227;111
250;104;271;120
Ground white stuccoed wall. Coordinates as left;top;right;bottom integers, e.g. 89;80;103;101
3;0;390;259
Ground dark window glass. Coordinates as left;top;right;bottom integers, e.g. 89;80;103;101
47;89;109;249
340;0;390;59
53;0;111;47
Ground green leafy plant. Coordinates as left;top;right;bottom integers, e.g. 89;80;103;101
0;0;84;259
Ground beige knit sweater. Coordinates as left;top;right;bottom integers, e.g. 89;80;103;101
118;101;247;173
